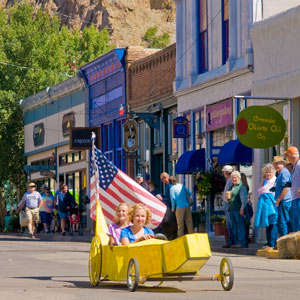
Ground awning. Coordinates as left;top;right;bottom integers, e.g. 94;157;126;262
175;149;205;174
218;139;253;165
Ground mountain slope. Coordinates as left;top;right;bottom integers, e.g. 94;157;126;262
1;0;176;47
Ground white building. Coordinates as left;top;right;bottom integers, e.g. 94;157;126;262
173;0;300;235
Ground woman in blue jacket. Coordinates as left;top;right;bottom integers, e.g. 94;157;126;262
255;164;278;249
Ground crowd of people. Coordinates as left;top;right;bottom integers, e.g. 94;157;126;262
222;145;300;249
18;182;80;238
18;145;300;247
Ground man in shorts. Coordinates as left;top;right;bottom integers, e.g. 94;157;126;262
21;182;42;238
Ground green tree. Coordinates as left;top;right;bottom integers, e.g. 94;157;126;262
142;26;170;49
0;3;113;221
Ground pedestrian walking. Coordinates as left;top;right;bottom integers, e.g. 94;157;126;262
272;156;292;236
169;176;193;237
39;187;55;233
255;164;278;249
221;165;233;248
285;146;300;232
20;182;42;238
57;184;77;235
226;171;248;248
156;172;177;240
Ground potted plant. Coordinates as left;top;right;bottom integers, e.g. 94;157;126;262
210;214;226;236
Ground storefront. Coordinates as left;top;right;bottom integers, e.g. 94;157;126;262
21;75;89;213
126;44;178;192
80;49;127;171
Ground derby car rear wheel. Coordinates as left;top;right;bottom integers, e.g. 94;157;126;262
220;257;234;291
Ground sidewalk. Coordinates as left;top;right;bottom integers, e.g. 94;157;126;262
1;232;263;255
208;235;263;256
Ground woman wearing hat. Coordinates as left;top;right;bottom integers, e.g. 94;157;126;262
272;156;292;236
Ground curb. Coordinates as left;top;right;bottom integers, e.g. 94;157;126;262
256;249;280;259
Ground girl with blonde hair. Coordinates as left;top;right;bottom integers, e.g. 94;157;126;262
120;203;154;245
107;203;131;248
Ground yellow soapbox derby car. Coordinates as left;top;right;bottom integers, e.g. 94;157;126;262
89;203;234;292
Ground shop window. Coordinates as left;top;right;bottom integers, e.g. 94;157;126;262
59;151;85;166
184;113;192;151
168;112;178;156
102;123;113;162
199;0;208;73
222;0;229;64
195;110;206;149
154;116;162;147
115;119;126;171
212;127;231;147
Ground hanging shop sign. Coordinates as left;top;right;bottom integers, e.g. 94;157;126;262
62;112;75;137
173;116;190;138
206;99;233;131
123;119;139;153
235;106;286;148
70;127;100;150
33;123;45;147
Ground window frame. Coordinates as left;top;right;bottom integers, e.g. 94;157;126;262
198;0;208;73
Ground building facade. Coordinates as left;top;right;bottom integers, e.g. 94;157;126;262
174;0;254;213
22;75;89;205
127;44;177;192
250;4;300;235
174;0;300;233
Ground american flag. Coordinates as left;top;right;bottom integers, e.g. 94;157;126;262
90;146;166;229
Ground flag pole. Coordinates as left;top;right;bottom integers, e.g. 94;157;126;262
91;132;109;243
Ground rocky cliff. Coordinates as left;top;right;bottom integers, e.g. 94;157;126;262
1;0;176;47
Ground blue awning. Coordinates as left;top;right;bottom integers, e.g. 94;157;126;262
218;139;253;165
175;149;205;174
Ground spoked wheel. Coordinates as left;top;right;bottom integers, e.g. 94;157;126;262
127;258;139;292
220;257;234;291
88;235;102;287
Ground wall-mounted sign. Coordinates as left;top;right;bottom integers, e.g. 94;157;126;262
70;127;100;150
206;99;233;131
123;119;138;153
62;112;75;137
236;106;286;148
173;116;190;138
24;165;56;172
33;123;45;147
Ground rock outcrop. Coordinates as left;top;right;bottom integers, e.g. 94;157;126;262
0;0;176;47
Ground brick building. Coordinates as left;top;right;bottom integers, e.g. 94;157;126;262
126;43;177;193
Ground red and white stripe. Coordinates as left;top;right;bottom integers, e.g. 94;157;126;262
90;169;166;229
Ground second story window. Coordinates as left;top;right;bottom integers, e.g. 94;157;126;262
199;0;208;73
103;123;113;162
222;0;229;64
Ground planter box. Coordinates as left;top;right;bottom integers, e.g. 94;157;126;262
212;222;225;236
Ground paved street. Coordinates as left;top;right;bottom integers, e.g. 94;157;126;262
0;234;300;300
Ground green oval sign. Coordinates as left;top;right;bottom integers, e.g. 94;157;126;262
235;106;286;148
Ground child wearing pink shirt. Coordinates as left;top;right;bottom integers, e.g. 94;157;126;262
107;203;131;248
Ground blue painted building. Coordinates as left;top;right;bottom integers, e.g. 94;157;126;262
80;49;127;171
